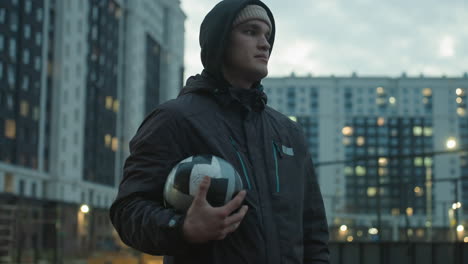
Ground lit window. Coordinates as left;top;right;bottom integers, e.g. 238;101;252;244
413;126;423;136
355;166;366;176
423;127;432;137
377;117;385;126
5;119;16;139
391;208;400;216
113;100;120;112
378;157;388;167
4;173;14;193
389;97;396;104
414;186;424;196
342;126;353;136
111;137;119;152
456;88;465;96
456;97;463;104
376;87;385;94
457;108;466;116
20;101;29;117
378;168;388;176
104;134;111;147
414;157;423;167
105;96;113;109
406;207;413;216
424;157;433;167
422;88;432;96
356;136;365;146
367;187;377;197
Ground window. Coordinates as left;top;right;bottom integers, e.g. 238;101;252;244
23;50;30;65
20;100;29;117
24;24;31;39
0;62;3;79
34;57;41;71
5;120;16;139
9;39;16;60
35;32;41;46
19;180;25;195
31;182;37;197
25;0;32;13
36;8;43;21
4;173;14;193
10;12;18;32
0;34;4;51
0;9;5;23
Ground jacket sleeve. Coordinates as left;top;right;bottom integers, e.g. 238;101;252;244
303;152;330;263
109;107;199;256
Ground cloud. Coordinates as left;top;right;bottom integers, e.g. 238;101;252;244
180;0;468;78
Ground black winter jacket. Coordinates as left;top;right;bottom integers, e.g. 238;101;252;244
110;0;329;263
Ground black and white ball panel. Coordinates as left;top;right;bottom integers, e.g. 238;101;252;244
164;155;243;212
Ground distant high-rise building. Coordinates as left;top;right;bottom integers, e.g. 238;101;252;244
0;0;185;260
263;74;468;240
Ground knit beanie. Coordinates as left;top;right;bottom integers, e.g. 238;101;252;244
232;5;272;30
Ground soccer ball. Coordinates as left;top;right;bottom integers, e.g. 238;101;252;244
163;155;244;212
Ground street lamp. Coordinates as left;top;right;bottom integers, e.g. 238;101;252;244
446;137;457;149
80;204;90;214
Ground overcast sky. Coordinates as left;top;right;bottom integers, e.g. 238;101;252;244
180;0;468;79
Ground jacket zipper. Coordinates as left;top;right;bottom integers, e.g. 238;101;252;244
229;136;252;190
272;141;283;193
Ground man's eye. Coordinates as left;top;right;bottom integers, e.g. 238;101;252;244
245;30;255;35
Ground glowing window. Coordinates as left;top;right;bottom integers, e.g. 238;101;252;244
104;134;111;147
344;167;353;176
105;96;113;109
413;126;423;136
111;137;119;152
424;157;433;167
389;97;396;104
5;119;16;139
342;126;353;136
414;157;423;167
457;108;466;116
423;127;432;137
422;88;432;96
456;88;465;96
378;158;388;167
376;87;385;94
356;136;365;146
377;117;385;126
113;100;119;113
20;101;29;117
355;166;366;176
367;187;377;197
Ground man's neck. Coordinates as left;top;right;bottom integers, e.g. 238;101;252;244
223;71;253;90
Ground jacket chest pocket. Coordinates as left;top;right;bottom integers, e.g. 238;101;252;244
271;141;302;194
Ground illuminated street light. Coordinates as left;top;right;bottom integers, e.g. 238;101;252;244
80;204;90;214
347;236;354;242
446;137;457;149
368;228;378;235
340;225;348;232
464;237;468;243
457;225;464;232
452;202;462;210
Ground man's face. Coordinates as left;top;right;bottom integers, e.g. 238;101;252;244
223;19;271;83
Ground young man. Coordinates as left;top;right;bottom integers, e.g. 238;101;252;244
110;0;330;263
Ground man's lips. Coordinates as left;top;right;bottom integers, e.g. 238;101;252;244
255;55;269;62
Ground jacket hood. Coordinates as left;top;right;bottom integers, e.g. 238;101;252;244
199;0;276;83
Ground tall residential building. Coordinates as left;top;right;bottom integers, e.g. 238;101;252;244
263;73;468;241
0;0;185;261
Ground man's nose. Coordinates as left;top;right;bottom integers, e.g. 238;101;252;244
258;36;271;50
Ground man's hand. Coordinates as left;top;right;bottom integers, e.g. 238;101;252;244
182;176;249;243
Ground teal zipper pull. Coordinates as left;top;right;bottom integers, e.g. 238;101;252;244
230;136;252;190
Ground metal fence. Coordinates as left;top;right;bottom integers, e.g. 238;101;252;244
329;242;468;264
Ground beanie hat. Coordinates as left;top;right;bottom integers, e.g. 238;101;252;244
232;5;272;30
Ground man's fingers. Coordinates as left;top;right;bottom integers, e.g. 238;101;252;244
224;205;248;228
222;190;246;214
193;176;211;205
